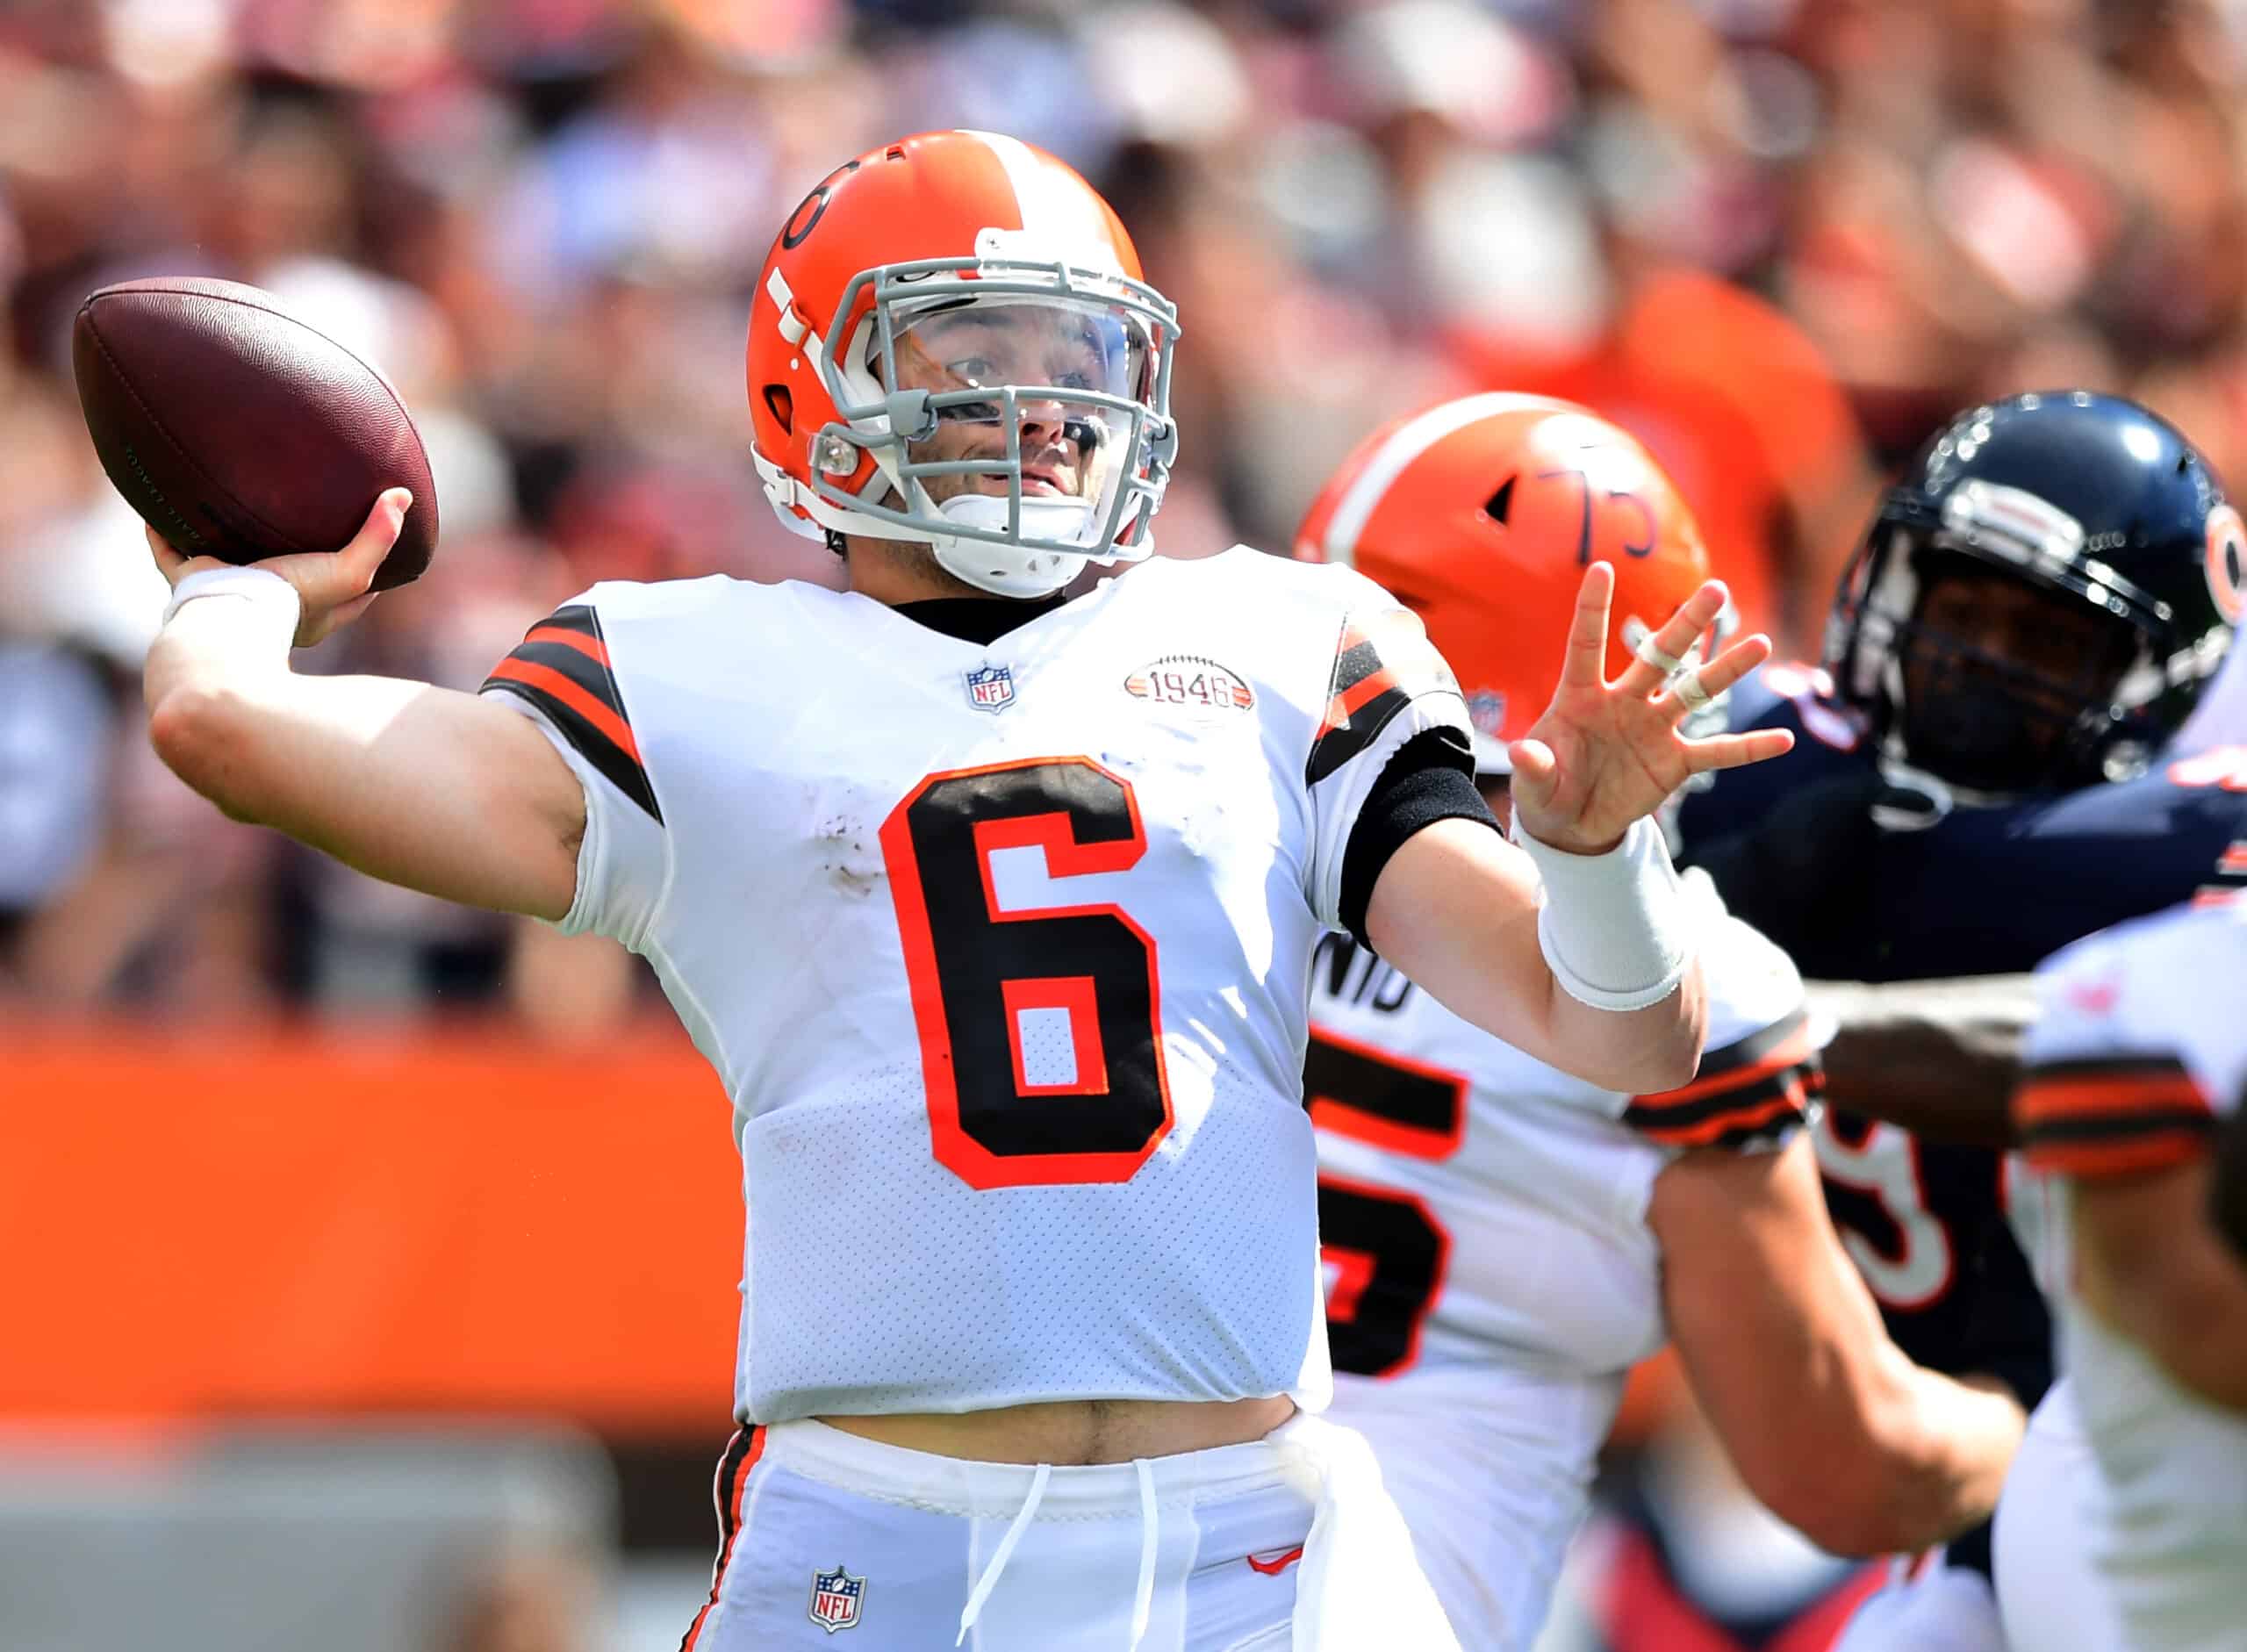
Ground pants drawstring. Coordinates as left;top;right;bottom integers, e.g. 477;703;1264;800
957;1462;1051;1647
1128;1456;1159;1651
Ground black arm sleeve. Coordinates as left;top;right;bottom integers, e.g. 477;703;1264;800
1335;726;1499;950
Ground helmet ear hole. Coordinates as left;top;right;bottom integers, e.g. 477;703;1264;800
1484;475;1516;524
764;384;794;435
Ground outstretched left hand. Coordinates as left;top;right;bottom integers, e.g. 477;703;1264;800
1509;562;1795;855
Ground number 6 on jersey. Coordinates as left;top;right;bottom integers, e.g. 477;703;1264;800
881;757;1175;1189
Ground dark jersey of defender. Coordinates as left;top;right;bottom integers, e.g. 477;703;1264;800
1676;664;2247;1411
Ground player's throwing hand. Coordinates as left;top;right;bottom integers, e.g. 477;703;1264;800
147;487;409;650
1509;563;1793;854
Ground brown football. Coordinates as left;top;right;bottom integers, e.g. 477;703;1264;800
73;277;438;591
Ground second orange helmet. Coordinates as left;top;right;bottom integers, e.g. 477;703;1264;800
1296;393;1718;770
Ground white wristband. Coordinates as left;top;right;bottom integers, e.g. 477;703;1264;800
1509;815;1695;1011
162;565;301;637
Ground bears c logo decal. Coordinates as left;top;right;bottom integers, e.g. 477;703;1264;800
2207;502;2246;623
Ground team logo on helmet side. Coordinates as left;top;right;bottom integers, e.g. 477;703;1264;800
1294;395;1713;763
2207;503;2246;623
808;1564;865;1633
1464;691;1507;742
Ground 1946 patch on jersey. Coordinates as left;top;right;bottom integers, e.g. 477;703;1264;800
1124;654;1255;718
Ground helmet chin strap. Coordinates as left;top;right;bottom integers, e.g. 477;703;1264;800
807;473;1099;596
929;492;1119;598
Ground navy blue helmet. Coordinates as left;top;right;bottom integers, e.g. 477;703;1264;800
1825;390;2243;795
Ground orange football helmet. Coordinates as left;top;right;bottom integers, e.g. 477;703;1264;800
746;130;1180;597
1296;393;1718;770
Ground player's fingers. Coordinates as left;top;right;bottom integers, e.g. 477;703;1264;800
147;525;188;578
284;487;409;609
147;527;234;588
1556;563;1614;690
1681;726;1795;772
296;590;381;648
1617;580;1727;698
1698;630;1773;692
1506;737;1558;804
1657;579;1729;652
341;487;410;587
1658;632;1772;722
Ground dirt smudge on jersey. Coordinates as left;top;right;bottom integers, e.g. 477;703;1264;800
815;812;884;897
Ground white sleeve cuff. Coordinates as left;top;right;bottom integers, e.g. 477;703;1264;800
162;565;301;641
1510;815;1696;1011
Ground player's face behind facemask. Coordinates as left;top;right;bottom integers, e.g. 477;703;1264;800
883;296;1145;520
743;130;1181;600
1893;550;2141;795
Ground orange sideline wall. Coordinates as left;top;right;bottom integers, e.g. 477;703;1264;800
2;1024;1682;1439
2;1022;743;1432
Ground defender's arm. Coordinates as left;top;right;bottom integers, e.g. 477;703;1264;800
1808;975;2036;1148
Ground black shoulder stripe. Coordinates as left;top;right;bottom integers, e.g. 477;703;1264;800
2021;1052;2195;1085
482;677;664;825
1621;1059;1819;1136
1308;686;1413;786
514;605;624;715
482;604;663;825
1332;637;1387;695
538;603;600;643
1695;1110;1806;1151
1698;1008;1813;1081
2021;1106;2218;1147
1308;609;1456;786
507;636;614;705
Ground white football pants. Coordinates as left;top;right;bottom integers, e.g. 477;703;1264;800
1993;1380;2129;1652
682;1412;1460;1651
1827;1550;2005;1652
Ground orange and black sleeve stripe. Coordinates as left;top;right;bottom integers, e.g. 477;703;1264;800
2016;1052;2215;1179
482;604;663;824
1625;1007;1822;1149
1308;609;1453;786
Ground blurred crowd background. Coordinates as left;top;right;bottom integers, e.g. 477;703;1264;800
5;0;2247;1648
11;0;2247;1028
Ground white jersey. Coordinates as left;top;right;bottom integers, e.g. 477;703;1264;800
2013;898;2247;1652
480;548;1468;1425
1307;879;1817;1647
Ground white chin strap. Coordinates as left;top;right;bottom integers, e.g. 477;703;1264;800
925;492;1151;598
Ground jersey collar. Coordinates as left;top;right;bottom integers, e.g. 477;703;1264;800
892;592;1069;645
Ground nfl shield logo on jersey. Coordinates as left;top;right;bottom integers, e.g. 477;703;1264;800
964;663;1016;713
808;1564;865;1633
961;660;1016;715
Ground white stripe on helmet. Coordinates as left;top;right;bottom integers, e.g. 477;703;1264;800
1321;391;1568;566
956;128;1121;272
